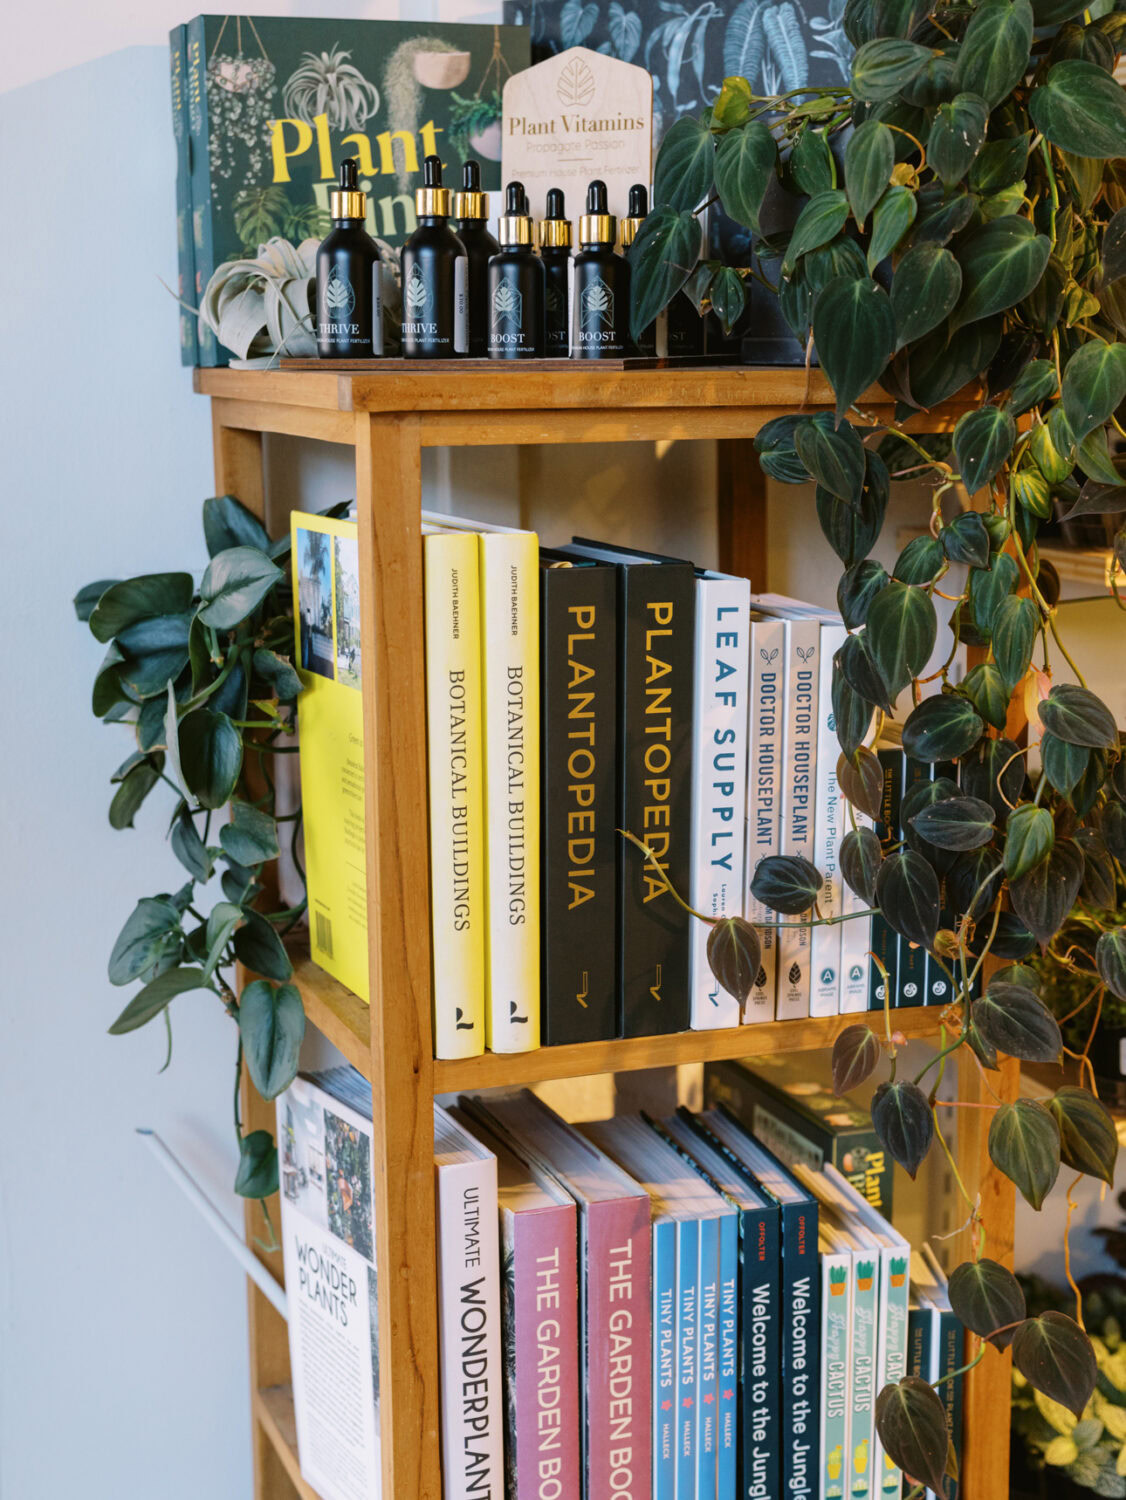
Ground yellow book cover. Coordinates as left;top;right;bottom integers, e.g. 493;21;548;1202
424;527;487;1058
291;512;369;1002
428;514;541;1052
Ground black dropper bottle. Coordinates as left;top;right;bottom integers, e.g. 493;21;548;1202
455;161;499;358
539;187;572;358
488;182;545;359
401;155;467;358
315;157;382;359
620;183;655;358
572;179;630;359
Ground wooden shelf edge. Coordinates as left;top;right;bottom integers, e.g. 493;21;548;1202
290;946;371;1077
254;1386;321;1500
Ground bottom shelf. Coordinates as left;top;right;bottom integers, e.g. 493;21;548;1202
255;1386;320;1500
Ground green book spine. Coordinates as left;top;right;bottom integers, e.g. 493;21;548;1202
169;26;198;366
187;15;220;366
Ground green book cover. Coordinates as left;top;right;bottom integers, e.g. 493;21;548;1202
182;14;530;364
169;24;198;366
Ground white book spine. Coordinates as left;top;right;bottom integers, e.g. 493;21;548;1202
744;618;786;1022
690;576;751;1029
839;804;875;1014
776;619;821;1021
810;623;846;1018
478;531;541;1051
873;1248;911;1500
820;1250;853;1500
436;1154;504;1500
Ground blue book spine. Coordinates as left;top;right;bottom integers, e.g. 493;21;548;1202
653;1221;678;1500
781;1202;820;1500
907;1303;933;1381
676;1219;700;1500
937;1308;965;1500
927;759;959;1008
697;1215;720;1500
716;1211;738;1500
741;1205;780;1500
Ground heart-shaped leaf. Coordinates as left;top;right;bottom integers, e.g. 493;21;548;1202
961;662;1009;731
108;965;210;1035
1004;803;1055;879
954;405;1017;495
902;694;985;762
782;192;851;277
108;897;184;986
254;647;302;703
872;1079;935;1176
713;121;777;231
1061;339;1126;444
653;114;715;211
1077;828;1117;907
876;850;941;947
235;1129;279;1199
851;37;934;101
992;595;1039;691
947;848;1004;920
838;632;894;712
1030;59;1126;159
750;855;823;914
795;417;867;505
1012;1311;1097;1418
89;573;195;644
874;1378;952;1495
1105;799;1126;862
865;581;938;698
839;747;885;821
845;120;895;228
628;206;702;343
203;494;270;558
171;809;213;883
816;460;890;565
942;511;992;569
953;217;1051;331
911;795;996;850
838;560;890;627
969;552;1019;632
890;242;963;350
1009;839;1085;948
1039;684;1119;749
832;1022;883;1095
198;547;283;631
973;982;1062;1062
791;125;835;196
833;670;878;759
814;276;898;423
234;908;294;981
955;0;1033;105
108;759;162;830
948;1258;1027;1348
707;916;763;1008
178;708;242;811
867;186;917;270
989;1097;1060;1208
961;736;1025;820
929;93;990;186
1049;1086;1119;1184
894;536;946;586
841;826;884;903
239;980;306;1100
971;133;1032;196
1097;929;1126;1001
219;799;279;867
1007;359;1058;416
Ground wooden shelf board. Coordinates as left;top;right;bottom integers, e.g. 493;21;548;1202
290;946;370;1077
254;1386;320;1500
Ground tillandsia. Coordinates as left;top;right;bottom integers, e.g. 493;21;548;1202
73;495;345;1214
626;0;1126;1486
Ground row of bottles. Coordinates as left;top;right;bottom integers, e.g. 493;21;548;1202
316;157;704;362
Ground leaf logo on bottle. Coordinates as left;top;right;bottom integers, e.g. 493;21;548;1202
581;278;614;328
407;266;432;317
491;278;523;328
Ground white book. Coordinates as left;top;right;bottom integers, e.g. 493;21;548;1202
434;1103;504;1500
278;1069;381;1500
744;615;786;1021
689;571;751;1029
810;622;847;1018
839;804;875;1014
774;615;821;1020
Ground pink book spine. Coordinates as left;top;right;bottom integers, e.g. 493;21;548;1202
514;1205;582;1500
586;1197;653;1500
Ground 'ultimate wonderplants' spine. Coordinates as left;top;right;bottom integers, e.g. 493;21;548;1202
776;618;821;1020
744;616;786;1020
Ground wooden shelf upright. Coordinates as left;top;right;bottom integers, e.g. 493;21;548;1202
196;362;1017;1500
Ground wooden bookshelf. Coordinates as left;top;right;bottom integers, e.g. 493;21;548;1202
199;363;1015;1500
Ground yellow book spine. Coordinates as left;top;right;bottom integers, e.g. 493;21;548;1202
425;531;486;1058
479;531;541;1051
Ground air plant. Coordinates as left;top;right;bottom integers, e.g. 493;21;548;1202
383;36;460;188
283;46;380;131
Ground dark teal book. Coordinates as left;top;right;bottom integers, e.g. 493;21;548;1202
169;25;199;366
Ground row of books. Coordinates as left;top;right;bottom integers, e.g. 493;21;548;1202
278;1068;963;1500
292;511;888;1058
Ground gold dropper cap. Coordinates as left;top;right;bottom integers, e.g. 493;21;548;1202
497;181;535;246
454;160;489;221
330;157;367;220
416;154;452;218
579;178;615;246
619;182;649;247
539;187;572;247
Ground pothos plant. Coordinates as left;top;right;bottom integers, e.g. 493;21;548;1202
626;0;1126;1489
73;495;338;1217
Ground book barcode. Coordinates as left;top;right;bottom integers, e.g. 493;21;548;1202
315;911;333;959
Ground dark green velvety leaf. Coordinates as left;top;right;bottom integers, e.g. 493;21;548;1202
974;982;1062;1062
1029;60;1126;159
233;909;294;981
1071;748;1108;822
239;980;305;1100
890;242;962;350
983;911;1039;961
970;134;1032;196
872;1079;935;1176
709;266;746;336
197;546;284;631
845;120;894;228
1060;339;1126;444
1039;684;1119;749
178;708;242;811
653;115;715;211
947;847;1004;920
992;594;1039;692
948;1258;1027;1348
905;318;1002;408
928;93;989;186
874;1378;952;1496
714;121;777;231
760;448;810;485
1011;1311;1097;1418
171;809;214;883
782;191;850;275
814;276;897;423
108;896;184;986
253;647;303;702
1075;428;1126;488
902;776;961;855
89;573;195;644
844;0;930;45
74;578;119;622
1049;1086;1118;1184
816;452;890;565
876;849;941;947
833;670;877;758
108;965;209;1035
109;760;161;831
832;1022;882;1095
839;746;886;821
852;37;934;102
838;559;890;627
914;190;977;248
794;416;867;505
961;735;1025;820
961;662;1009;730
902;694;984;762
1004;803;1055;879
866;581;938;698
942;511;992;569
1097;928;1126;1001
1102;208;1126;284
838;632;894;712
989;1096;1060;1208
911;795;996;850
219;799;279;867
628;206;702;342
202;494;270;558
1041;733;1089;797
202;900;243;982
707;917;763;1008
953;406;1016;497
1009;838;1085;947
1076;828;1117;908
955;0;1033;106
953;216;1052;333
894;535;945;585
969;552;1019;633
1056;479;1126;525
867;186;916;270
841;825;884;902
750;854;824;914
791;125;835;197
235;1129;279;1199
1006;359;1057;417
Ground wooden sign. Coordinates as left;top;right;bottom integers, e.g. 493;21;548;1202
501;47;653;226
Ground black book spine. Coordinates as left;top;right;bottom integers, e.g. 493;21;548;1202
540;564;618;1043
617;563;696;1035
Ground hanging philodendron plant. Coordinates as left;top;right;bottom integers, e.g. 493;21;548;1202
626;0;1126;1482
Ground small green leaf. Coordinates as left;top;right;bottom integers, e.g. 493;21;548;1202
178;708;242;811
894;536;945;586
832;1023;882;1095
108;966;210;1035
942;511;992;569
948;1258;1027;1348
867;186;917;270
928;93;989;186
865;581;938;698
837;560;890;627
816;457;889;564
220;799;279;867
973;982;1062;1062
840;825;884;902
707;917;763;1009
794;416;867;505
872;1080;934;1176
791;125;835;197
171;809;214;882
838;746;886;821
203;495;270;558
875;850;941;948
108;897;184;986
89;573;195;644
750;854;823;914
961;735;1025;819
954;406;1016;496
989;1097;1060;1208
970;134;1032;196
1049;1086;1119;1184
1012;1311;1097;1418
239;980;306;1100
845;120;894;228
714;121;777;231
253;648;303;702
233;909;294;981
235;1129;279;1199
851;37;934;102
202;901;244;982
782;191;850;275
992;595;1039;691
653;115;715;211
955;0;1033;106
708;266;746;335
74;578;120;622
910;795;996;850
961;662;1009;730
874;1379;952;1496
197;546;283;631
109;760;161;831
1096;929;1126;1001
832;670;877;758
1004;803;1055;879
901;693;984;762
1007;359;1058;416
838;631;894;711
1009;839;1085;947
952;217;1051;331
1061;339;1126;443
1038;683;1119;749
628;206;702;343
1030;59;1126;159
889;242;962;353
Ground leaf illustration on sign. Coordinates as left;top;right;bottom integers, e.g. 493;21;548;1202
557;54;597;107
325;269;355;314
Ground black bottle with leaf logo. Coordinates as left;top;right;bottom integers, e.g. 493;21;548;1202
539;187;572;358
401;155;468;359
572;179;630;359
316;157;382;359
455;160;499;358
487;182;545;360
